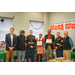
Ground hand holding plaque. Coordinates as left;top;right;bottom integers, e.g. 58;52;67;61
37;41;42;46
46;39;52;44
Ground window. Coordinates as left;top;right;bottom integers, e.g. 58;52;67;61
29;21;44;38
0;17;13;41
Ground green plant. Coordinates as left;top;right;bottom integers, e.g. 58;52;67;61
1;19;4;22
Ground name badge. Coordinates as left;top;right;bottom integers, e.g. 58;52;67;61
37;41;42;46
46;39;52;43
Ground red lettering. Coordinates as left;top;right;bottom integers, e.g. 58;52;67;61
71;24;75;30
57;25;61;30
50;25;55;30
65;23;71;30
58;24;64;30
61;24;64;30
55;26;58;30
50;24;64;31
50;22;75;30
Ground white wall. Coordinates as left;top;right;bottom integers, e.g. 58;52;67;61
29;21;44;38
44;12;49;34
49;12;75;24
0;12;44;36
48;12;75;41
0;18;13;41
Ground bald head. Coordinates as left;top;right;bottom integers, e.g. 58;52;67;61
64;31;68;38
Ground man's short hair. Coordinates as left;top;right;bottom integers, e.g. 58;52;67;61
10;27;14;31
57;32;60;34
29;30;33;32
64;31;68;34
48;29;51;32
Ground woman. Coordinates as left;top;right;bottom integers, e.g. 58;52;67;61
36;33;44;62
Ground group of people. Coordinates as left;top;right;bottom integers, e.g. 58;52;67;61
5;27;74;62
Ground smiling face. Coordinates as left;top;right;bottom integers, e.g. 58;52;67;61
10;28;14;35
64;31;68;38
21;32;25;36
57;32;60;37
48;30;51;34
39;33;42;38
29;30;33;35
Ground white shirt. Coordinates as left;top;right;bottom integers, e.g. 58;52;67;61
10;34;13;46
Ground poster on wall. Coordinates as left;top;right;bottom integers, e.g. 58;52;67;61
50;19;75;41
50;20;75;31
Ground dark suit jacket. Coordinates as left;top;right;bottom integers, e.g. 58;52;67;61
26;35;36;50
5;33;17;51
55;36;63;51
45;34;55;50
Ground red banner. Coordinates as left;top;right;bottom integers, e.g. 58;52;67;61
50;24;64;30
50;23;75;30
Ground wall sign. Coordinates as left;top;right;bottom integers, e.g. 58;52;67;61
50;19;75;31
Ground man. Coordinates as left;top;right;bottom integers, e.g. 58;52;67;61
26;30;36;62
63;31;74;59
54;32;63;57
17;30;25;62
45;29;55;61
5;27;17;62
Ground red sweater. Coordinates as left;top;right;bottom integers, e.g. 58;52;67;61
48;34;51;45
36;38;44;42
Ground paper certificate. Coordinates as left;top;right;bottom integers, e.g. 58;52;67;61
37;41;42;46
46;39;52;43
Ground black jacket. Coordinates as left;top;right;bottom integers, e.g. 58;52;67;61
16;35;25;51
63;36;71;50
26;35;36;50
55;36;63;51
45;34;55;50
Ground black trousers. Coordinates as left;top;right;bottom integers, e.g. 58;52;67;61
37;54;42;62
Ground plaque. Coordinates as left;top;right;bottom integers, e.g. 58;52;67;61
37;41;42;46
46;39;52;43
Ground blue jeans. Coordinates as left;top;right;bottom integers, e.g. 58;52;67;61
27;50;35;62
56;51;62;58
17;51;25;62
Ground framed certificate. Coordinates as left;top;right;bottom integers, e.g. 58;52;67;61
37;41;42;46
46;39;52;43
